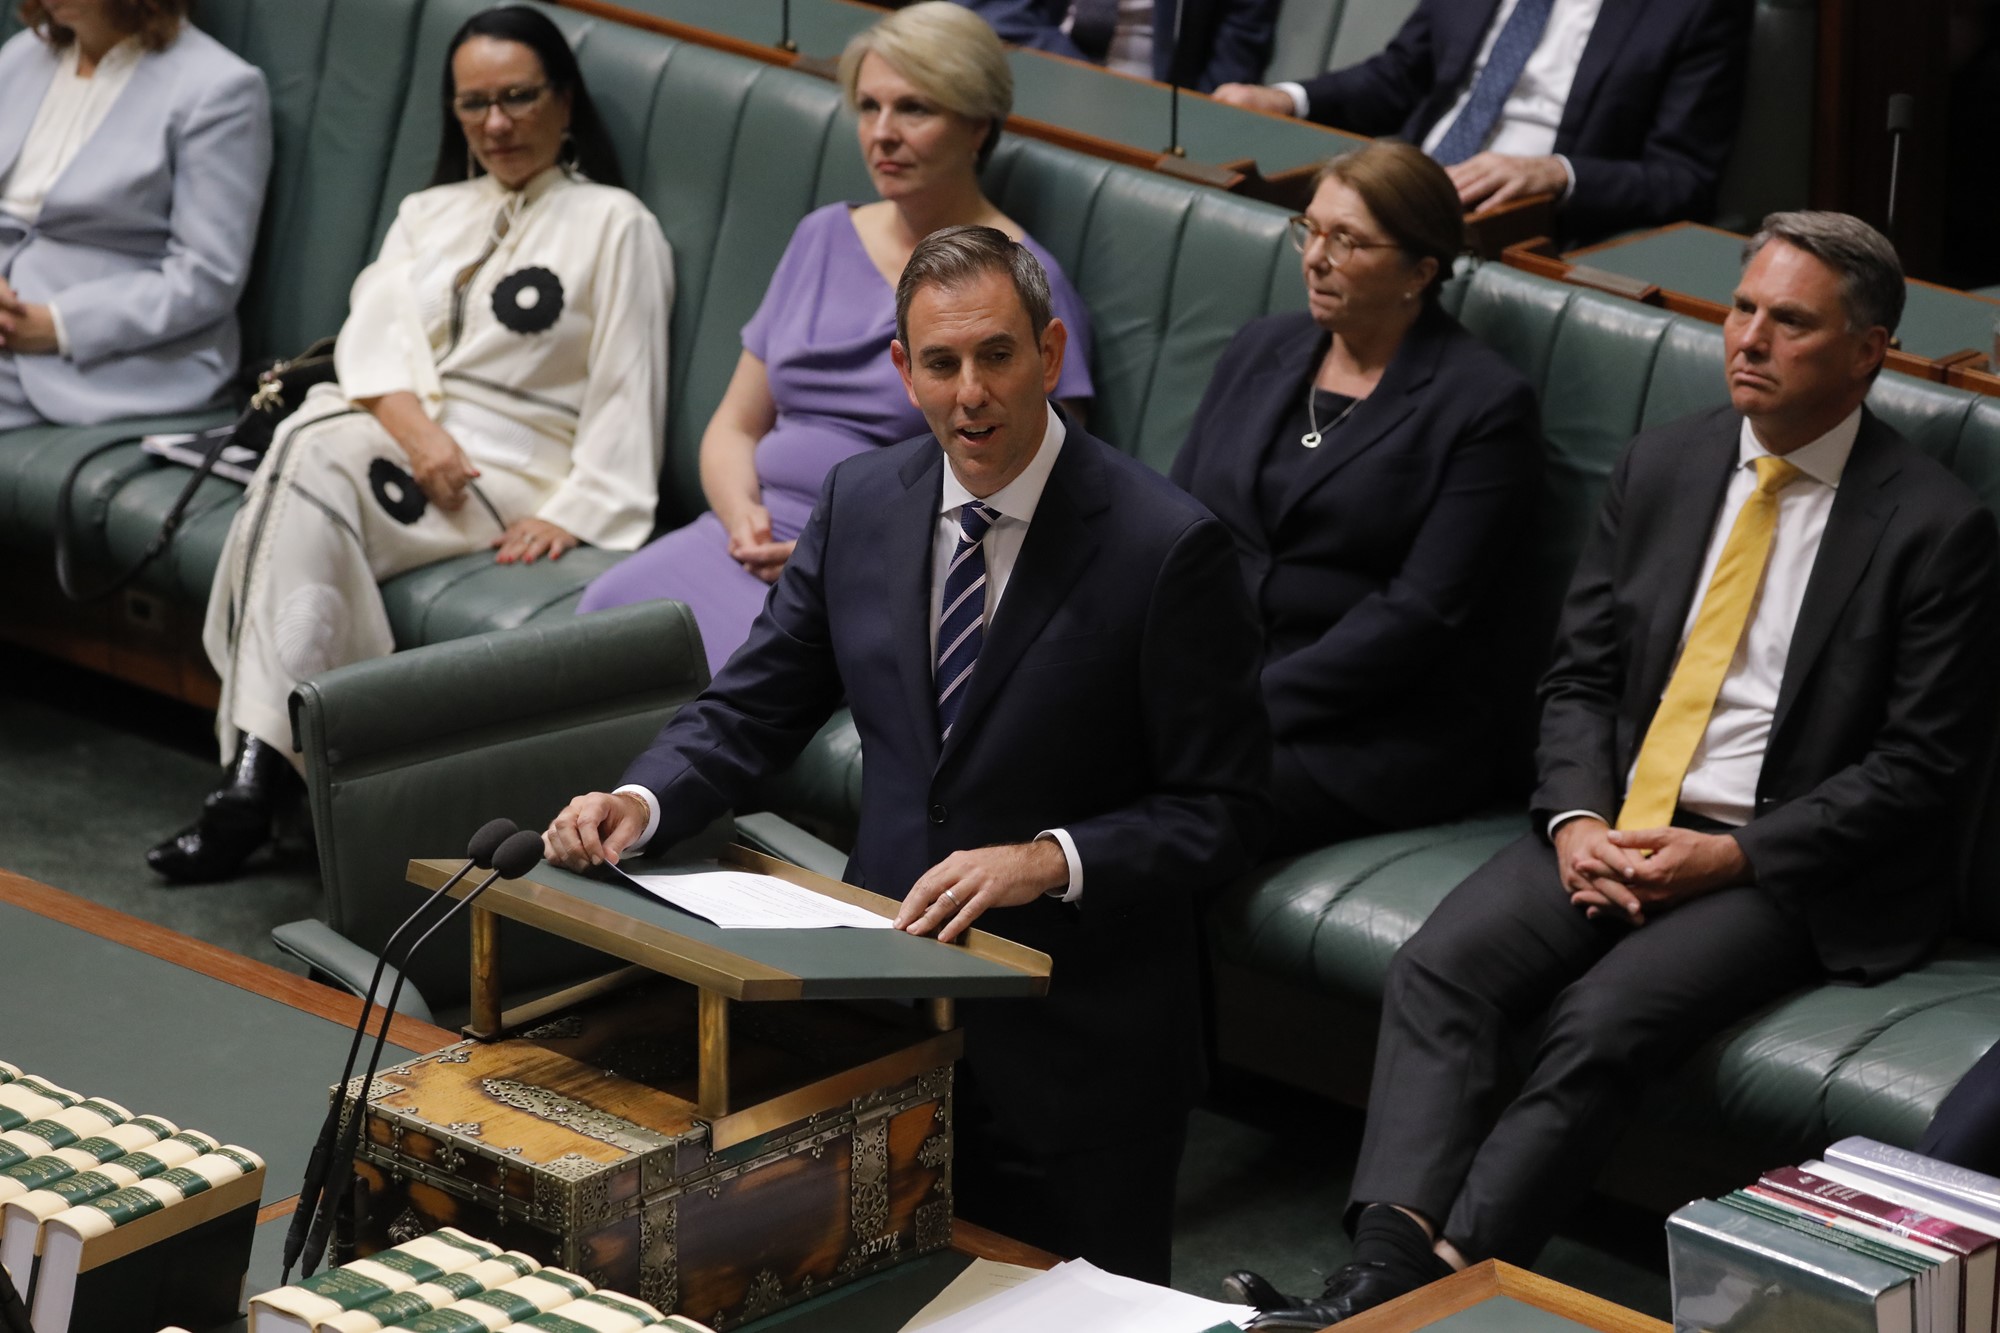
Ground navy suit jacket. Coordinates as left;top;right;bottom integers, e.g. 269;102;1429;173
1172;305;1541;831
1297;0;1749;242
623;418;1271;1140
957;0;1277;92
1533;407;2000;980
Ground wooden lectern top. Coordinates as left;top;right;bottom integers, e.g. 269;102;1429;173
407;845;1052;1004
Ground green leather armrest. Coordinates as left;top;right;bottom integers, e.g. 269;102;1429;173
731;810;849;881
270;918;438;1026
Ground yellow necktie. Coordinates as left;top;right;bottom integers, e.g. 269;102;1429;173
1616;455;1805;830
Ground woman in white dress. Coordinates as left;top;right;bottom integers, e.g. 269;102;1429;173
149;5;674;882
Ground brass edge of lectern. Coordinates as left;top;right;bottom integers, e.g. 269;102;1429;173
704;1028;966;1151
720;845;1055;987
407;859;803;1001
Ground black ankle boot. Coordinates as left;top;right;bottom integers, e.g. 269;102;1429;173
146;737;298;883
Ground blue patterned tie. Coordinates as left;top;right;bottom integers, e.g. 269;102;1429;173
1429;0;1557;166
936;501;997;742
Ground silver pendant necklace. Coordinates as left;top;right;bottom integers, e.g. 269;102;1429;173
1301;385;1360;448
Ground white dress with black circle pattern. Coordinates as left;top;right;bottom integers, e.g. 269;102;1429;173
201;165;674;763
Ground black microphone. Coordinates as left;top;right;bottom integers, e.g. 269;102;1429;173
1887;93;1916;238
299;830;546;1276
280;817;517;1282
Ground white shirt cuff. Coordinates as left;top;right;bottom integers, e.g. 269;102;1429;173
614;783;661;855
1275;81;1310;120
1555;154;1577;203
1037;829;1083;903
48;302;71;360
1547;809;1607;840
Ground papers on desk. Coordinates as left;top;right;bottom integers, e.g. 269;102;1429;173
898;1258;1255;1332
617;868;895;930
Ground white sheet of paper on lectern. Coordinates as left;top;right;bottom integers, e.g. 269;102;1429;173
619;868;896;930
903;1259;1255;1332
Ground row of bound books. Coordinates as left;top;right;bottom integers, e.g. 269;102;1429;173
250;1227;716;1333
1669;1135;2000;1333
0;1058;266;1333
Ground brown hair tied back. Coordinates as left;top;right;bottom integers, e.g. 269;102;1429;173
22;0;190;51
1314;141;1466;299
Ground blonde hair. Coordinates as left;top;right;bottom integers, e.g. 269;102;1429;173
838;1;1012;169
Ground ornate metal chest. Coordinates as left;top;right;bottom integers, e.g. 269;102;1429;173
343;1006;957;1330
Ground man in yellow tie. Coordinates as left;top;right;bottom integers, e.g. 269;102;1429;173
1231;211;2000;1329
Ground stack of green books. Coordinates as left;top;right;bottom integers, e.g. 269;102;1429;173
1670;1138;2000;1333
250;1231;718;1333
0;1058;264;1333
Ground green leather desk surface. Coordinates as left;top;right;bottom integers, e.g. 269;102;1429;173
612;0;1366;177
1569;225;2000;363
477;860;1051;1000
1419;1296;1599;1331
0;896;427;1214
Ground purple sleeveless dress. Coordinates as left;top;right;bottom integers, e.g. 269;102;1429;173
577;204;1095;676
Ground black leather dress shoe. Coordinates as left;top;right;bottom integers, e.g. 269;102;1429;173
146;737;298;883
1222;1270;1296;1311
1246;1260;1429;1329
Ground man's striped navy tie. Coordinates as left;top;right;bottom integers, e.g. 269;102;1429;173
936;500;996;742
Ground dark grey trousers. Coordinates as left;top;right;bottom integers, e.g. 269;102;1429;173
1348;833;1818;1263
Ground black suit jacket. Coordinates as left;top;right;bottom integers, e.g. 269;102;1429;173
960;0;1278;92
1532;406;2000;979
1297;0;1749;242
1171;306;1540;829
623;420;1272;1141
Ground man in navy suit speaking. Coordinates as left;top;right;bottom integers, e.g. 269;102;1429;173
543;225;1271;1282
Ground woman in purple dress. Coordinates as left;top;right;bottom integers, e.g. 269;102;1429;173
578;1;1093;673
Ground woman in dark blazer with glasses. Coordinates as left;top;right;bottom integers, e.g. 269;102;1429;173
1172;142;1541;853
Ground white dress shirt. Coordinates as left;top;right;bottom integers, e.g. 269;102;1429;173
1278;0;1602;199
0;34;145;359
621;404;1085;901
1061;0;1156;79
1550;409;1861;836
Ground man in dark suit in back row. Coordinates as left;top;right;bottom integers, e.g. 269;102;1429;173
1229;211;2000;1327
1215;0;1750;243
543;226;1271;1284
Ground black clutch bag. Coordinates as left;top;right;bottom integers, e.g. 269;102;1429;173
54;337;340;601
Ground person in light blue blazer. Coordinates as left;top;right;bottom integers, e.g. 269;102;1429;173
0;0;271;430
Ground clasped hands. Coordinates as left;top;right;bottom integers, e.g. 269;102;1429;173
1553;816;1749;926
724;503;794;584
542;790;1066;945
0;277;58;355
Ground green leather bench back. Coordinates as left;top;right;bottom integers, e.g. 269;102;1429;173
1714;0;1817;232
1265;0;1420;87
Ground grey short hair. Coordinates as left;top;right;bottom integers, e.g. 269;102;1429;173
839;1;1012;171
1744;210;1905;337
895;225;1053;350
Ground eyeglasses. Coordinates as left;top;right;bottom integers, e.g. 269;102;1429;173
1287;216;1402;266
452;84;549;121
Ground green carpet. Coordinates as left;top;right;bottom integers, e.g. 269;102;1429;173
0;643;1672;1318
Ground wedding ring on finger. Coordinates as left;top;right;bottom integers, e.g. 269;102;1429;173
942;887;961;910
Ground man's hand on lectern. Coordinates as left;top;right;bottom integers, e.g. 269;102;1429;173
543;790;651;870
895;840;1070;944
